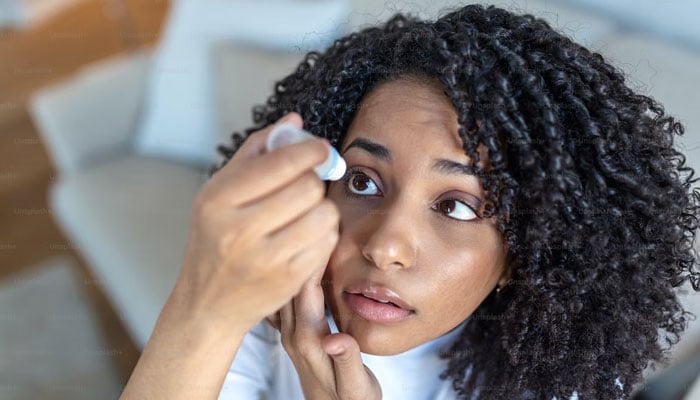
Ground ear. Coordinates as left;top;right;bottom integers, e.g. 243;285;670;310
498;272;510;288
498;249;514;288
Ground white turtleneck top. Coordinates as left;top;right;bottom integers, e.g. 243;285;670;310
216;309;622;399
217;307;466;400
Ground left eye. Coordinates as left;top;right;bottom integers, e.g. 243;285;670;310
433;199;478;221
340;169;479;222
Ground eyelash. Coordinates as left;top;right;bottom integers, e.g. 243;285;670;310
338;167;480;222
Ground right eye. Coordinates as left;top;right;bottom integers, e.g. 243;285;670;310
339;167;382;198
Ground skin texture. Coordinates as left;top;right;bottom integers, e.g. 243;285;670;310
322;77;510;356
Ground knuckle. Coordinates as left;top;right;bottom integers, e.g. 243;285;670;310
297;141;328;172
302;171;325;202
312;138;330;161
251;127;266;138
334;349;354;364
289;253;315;281
295;340;315;358
321;200;341;222
326;229;340;245
277;152;301;176
249;128;270;145
218;227;251;258
284;255;305;281
268;247;290;273
193;193;215;219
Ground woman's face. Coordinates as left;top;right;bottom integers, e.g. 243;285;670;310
323;77;510;355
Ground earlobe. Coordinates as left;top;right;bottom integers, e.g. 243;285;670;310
498;253;514;288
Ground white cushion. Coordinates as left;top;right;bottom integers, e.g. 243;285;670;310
49;154;208;348
213;44;307;164
30;50;151;175
133;0;350;168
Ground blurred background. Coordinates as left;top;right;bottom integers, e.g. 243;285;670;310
1;0;699;399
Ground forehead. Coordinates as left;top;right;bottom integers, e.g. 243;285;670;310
342;78;488;166
349;78;461;145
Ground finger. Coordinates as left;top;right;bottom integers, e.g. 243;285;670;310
264;198;339;266
202;112;304;205
294;265;331;339
224;121;331;209
231;112;303;162
278;219;339;293
322;333;378;398
280;299;295;347
239;170;327;241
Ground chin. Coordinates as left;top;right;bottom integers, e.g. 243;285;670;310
348;321;422;355
356;337;418;356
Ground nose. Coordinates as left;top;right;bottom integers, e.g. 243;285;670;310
360;198;417;272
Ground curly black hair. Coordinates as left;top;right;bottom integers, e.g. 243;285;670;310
208;3;700;399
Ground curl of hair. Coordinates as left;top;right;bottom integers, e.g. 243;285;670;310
209;4;700;399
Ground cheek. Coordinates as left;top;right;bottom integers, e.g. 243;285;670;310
433;259;487;306
326;183;370;220
423;238;505;314
322;229;350;288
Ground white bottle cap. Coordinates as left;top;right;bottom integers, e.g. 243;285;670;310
266;122;347;181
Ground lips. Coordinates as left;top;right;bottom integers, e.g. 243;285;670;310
343;282;414;311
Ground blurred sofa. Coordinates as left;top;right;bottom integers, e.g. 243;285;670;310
28;2;700;394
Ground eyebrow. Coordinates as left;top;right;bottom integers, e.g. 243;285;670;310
341;137;479;177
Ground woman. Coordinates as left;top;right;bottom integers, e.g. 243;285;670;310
120;4;700;399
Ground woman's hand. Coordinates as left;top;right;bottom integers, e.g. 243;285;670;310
267;270;383;400
170;112;341;334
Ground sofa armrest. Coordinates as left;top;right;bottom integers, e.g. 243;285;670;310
29;49;153;176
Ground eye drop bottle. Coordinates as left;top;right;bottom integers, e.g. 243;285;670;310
266;122;347;181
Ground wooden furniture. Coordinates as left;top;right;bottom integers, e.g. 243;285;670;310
0;0;169;383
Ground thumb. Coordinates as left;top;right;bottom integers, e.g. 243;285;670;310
322;334;381;398
237;112;304;161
